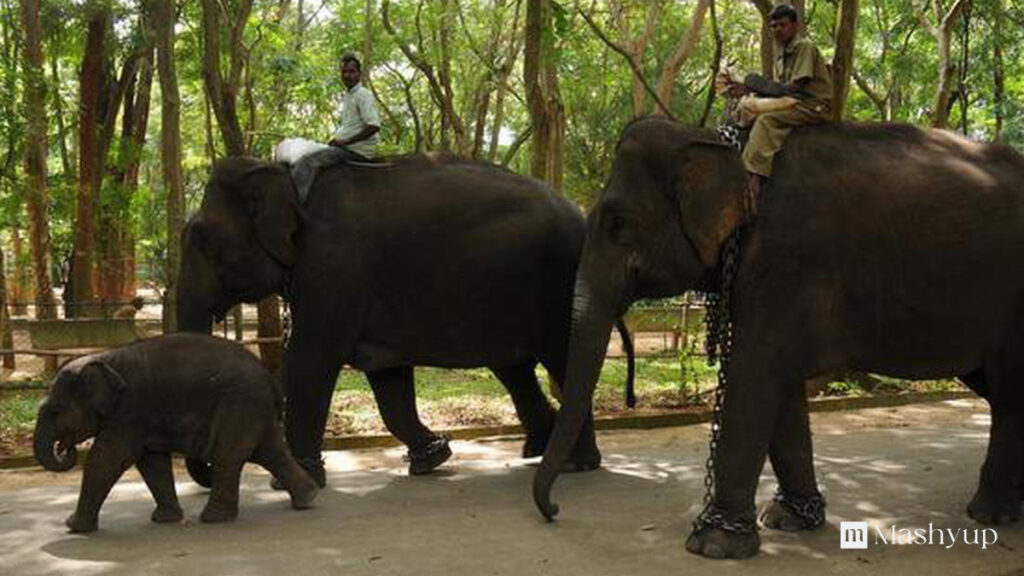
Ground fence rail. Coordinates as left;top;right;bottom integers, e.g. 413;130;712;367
1;296;706;383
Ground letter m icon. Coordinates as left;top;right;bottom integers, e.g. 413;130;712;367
840;522;869;549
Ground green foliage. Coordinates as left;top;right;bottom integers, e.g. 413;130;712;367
1;0;1023;290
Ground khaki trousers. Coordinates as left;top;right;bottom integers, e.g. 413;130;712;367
741;105;829;177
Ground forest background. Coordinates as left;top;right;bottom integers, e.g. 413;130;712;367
0;0;1015;339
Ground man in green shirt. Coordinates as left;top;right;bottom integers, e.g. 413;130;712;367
731;4;832;205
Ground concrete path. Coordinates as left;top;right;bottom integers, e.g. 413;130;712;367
1;399;1021;575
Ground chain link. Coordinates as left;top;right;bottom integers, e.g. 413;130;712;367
770;488;827;530
693;230;751;535
281;277;293;350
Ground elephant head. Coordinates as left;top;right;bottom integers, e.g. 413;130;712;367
534;118;746;518
177;157;299;333
34;359;128;472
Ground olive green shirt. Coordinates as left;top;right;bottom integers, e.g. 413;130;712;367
774;37;832;110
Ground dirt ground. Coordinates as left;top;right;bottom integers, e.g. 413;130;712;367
0;398;1021;575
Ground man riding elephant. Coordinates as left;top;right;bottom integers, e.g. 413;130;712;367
722;3;832;206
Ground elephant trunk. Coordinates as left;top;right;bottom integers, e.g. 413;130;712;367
33;413;76;472
175;239;217;334
534;274;617;520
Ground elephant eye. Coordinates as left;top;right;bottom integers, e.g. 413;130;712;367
609;215;637;246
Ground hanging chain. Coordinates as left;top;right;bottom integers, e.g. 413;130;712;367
280;275;293;350
692;230;756;535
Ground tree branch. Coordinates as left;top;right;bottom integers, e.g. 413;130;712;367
578;8;675;119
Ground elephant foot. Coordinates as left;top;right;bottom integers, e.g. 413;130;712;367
563;445;601;473
289;481;319;510
271;457;326;491
684;527;760;559
151;505;184;524
685;504;759;559
759;490;826;532
65;512;99;534
200;501;239;524
968;489;1021;525
406;435;452;476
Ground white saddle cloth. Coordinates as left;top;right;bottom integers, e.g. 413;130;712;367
273;138;332;165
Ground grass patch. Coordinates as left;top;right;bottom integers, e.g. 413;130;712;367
0;357;964;457
0;389;44;456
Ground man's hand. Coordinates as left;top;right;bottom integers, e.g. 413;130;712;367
328;138;348;148
727;83;751;98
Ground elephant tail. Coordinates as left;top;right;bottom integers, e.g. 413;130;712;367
615;319;636;408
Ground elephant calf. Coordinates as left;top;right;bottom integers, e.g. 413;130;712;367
34;333;318;533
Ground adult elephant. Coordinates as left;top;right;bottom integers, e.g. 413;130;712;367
533;116;1024;559
177;154;634;486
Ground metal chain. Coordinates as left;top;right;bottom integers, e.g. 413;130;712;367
280;277;293;350
693;230;754;535
771;488;827;530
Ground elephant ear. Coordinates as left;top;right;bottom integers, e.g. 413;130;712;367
78;361;128;418
214;159;299;268
243;163;299;268
675;142;747;269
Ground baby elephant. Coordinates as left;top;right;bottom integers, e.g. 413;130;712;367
33;333;318;533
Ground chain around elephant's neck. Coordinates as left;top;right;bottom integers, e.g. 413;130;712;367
693;227;755;535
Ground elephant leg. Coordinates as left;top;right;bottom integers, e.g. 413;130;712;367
759;383;825;532
685;340;787;559
252;422;318;510
968;336;1024;525
66;435;136;533
491;363;557;459
537;358;602;472
283;340;345;487
367;366;451;475
200;459;245;523
136;451;184;524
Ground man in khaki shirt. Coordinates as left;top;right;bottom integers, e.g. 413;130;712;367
730;4;832;203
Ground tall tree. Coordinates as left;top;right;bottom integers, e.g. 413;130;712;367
17;0;57;319
524;0;565;191
831;0;859;120
200;0;282;369
652;0;711;115
991;0;1005;142
918;0;969;128
147;0;184;332
201;0;252;157
0;242;13;369
750;0;774;78
70;4;107;317
99;18;155;305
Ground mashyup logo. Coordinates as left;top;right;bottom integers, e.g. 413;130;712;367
840;521;999;550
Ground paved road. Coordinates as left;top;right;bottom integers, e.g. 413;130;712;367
1;399;1021;575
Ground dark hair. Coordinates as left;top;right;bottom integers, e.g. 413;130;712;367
341;54;362;72
769;3;799;22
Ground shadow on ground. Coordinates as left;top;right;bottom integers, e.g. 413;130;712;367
0;399;1021;575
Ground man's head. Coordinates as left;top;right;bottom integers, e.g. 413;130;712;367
340;54;361;89
769;4;800;46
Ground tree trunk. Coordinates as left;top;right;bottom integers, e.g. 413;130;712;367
148;0;184;334
18;0;57;320
652;0;710;115
750;0;774;79
831;0;858;121
50;55;72;177
200;0;251;157
0;244;13;369
10;227;28;315
200;0;281;368
927;0;968;129
524;0;564;192
991;0;1004;142
72;8;108;318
